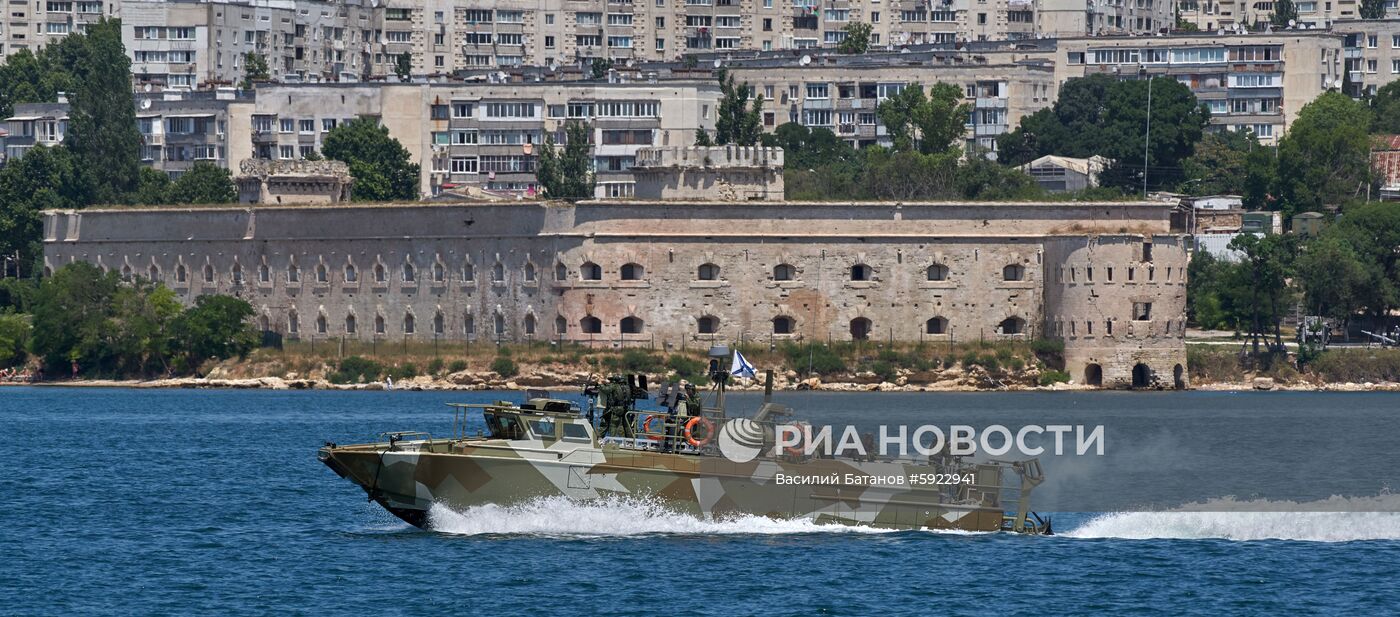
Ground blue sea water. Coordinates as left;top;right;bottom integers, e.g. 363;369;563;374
2;387;1398;616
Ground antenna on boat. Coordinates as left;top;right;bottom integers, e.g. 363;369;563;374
706;344;731;419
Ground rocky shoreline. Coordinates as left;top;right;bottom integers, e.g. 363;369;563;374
6;369;1399;393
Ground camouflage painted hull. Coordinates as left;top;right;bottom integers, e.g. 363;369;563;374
319;438;1015;532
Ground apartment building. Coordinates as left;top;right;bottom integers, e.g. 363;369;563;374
5;89;255;176
0;0;118;57
1176;0;1388;32
1334;19;1400;96
248;81;720;198
709;51;1057;153
1054;32;1345;143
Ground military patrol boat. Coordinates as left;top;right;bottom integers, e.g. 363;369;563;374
319;348;1051;534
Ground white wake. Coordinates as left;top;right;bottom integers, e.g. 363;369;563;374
425;495;897;537
1068;496;1400;542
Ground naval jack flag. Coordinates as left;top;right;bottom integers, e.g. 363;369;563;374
730;349;757;380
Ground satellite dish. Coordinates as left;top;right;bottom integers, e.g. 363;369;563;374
140;98;152;109
1217;28;1225;35
713;58;722;68
143;84;153;94
626;58;635;67
799;54;811;65
548;63;558;72
1289;18;1296;26
522;142;533;155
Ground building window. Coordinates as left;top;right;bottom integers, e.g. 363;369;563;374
581;316;603;334
581;262;603;281
344;264;358;283
998;316;1025;335
433;262;445;282
850;264;872;281
850;317;872;340
403;313;416;334
697;315;719;334
374;263;387;283
402;262;415;282
773;315;795;335
1133;302;1152;321
697;263;720;280
176;265;187;283
926;264;948;281
619;263;644;281
345;314;357;334
926;317;948;335
375;315;386;335
773;263;796;281
1003;264;1025;281
203;264;215;283
620;316;644;334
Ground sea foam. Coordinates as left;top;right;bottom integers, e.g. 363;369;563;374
1067;495;1400;542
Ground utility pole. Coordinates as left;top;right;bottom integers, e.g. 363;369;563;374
1141;67;1153;199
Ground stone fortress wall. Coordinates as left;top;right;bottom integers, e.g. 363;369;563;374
42;200;1187;387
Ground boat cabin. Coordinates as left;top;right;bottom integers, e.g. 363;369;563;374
452;398;596;445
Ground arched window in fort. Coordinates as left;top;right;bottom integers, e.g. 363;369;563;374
433;262;446;283
581;316;603;334
492;262;505;282
464;314;476;335
257;263;270;283
434;311;445;335
926;264;948;281
288;310;299;334
120;265;132;281
524;314;537;335
998;316;1025;335
697;315;719;334
773;263;796;281
524;262;537;282
772;315;795;335
316;314;328;334
620;316;644;334
232;264;244;285
1002;264;1025;281
580;262;603;281
850;264;872;282
555;315;568;335
176;265;187;283
287;263;300;283
620;263;645;281
555;262;568;281
850;317;872;340
344;263;358;283
697;263;720;281
403;312;416;335
375;314;386;335
493;313;505;335
148;265;160;281
258;314;269;331
463;263;475;282
43;266;53;277
345;314;357;334
403;262;416;282
926;317;948;335
203;264;215;283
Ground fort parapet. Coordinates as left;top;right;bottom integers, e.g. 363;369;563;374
631;146;785;201
42;199;1187;388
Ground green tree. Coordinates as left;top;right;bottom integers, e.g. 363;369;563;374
1276;92;1373;216
1186;251;1232;330
132;167;172;205
0;146;82;267
838;22;873;54
0;313;28;367
1228;233;1295;354
1361;0;1387;18
28;262;121;374
1294;235;1368;336
693;129;714;146
877;83;971;154
64;18;141;205
860;147;960;200
240;52;269;89
996;74;1208;191
590;57;613;80
536;120;595;200
1323;202;1400;320
1182;131;1260;196
1271;0;1299;25
956;154;1043;200
714;69;764;146
321;117;421;201
167;162;237;204
395;52;412;80
170;294;257;372
1371;81;1400;134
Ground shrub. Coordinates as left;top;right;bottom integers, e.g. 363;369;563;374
612;348;664;373
426;357;445;375
388;362;419;380
491;356;519;378
1186;346;1245;382
0;313;30;367
1308;349;1400;383
329;355;384;384
870;360;899;382
1038;369;1070;386
447;359;468;373
666;354;709;384
1029;338;1065;355
782;343;847;375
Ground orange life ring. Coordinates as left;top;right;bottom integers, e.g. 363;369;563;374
641;414;667;441
684;417;716;447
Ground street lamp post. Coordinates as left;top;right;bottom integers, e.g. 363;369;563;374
1141;66;1153;199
